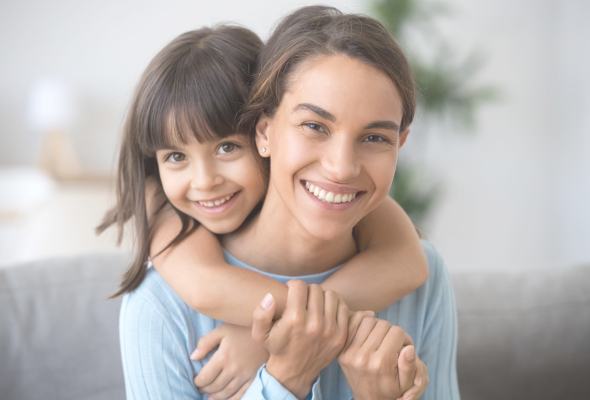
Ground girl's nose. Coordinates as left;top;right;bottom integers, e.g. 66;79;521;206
190;160;224;190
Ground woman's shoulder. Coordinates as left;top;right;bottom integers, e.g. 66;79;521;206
120;267;193;327
416;240;455;308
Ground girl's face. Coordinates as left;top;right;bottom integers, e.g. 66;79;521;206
256;54;408;242
156;133;265;234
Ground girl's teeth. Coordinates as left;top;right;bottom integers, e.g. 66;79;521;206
304;181;357;204
199;194;233;208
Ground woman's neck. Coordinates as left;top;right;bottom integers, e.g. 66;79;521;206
222;193;357;276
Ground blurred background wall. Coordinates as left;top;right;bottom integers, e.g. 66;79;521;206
0;0;588;271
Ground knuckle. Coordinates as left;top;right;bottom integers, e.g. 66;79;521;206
388;325;404;337
306;319;322;336
352;354;368;369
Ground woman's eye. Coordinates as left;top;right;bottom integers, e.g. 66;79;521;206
363;134;389;144
217;142;240;155
165;152;186;163
303;122;327;134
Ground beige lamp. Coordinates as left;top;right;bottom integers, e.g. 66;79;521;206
28;80;81;180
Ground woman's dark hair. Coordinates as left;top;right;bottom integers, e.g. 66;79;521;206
239;5;415;136
97;25;262;296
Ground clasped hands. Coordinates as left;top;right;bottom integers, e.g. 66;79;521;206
191;280;428;399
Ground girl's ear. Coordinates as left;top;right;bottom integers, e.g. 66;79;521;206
255;115;271;158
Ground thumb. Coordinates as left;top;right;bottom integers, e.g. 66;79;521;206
251;293;276;343
190;326;224;360
398;345;417;393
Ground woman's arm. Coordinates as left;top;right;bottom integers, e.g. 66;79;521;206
322;196;428;311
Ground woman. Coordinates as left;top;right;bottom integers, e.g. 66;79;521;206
223;6;459;399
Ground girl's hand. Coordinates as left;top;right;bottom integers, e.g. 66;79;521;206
191;323;268;399
251;281;349;399
338;314;424;400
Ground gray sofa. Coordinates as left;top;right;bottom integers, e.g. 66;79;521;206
1;253;589;399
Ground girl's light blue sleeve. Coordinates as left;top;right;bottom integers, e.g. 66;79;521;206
419;243;460;400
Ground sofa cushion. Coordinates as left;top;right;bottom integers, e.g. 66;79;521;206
0;253;129;400
453;264;590;399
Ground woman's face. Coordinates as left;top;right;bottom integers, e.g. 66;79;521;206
257;54;408;241
156;133;265;234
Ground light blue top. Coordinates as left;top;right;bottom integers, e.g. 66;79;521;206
119;241;459;399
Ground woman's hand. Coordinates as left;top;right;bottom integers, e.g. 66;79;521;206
251;281;349;399
191;323;268;399
338;313;428;400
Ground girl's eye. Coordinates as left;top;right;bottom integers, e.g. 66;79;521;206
217;142;240;155
363;134;390;144
302;122;327;134
165;152;186;163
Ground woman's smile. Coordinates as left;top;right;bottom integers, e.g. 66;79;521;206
256;53;406;242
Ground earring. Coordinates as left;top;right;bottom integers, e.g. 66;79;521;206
260;146;267;154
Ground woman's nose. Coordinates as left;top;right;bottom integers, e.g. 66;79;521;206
321;138;361;182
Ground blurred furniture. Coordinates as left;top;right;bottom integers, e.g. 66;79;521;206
1;253;589;399
0;175;125;267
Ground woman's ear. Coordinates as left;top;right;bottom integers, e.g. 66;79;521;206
399;128;410;149
255;115;271;158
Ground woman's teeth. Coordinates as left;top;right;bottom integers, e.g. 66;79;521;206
198;193;234;208
305;182;357;204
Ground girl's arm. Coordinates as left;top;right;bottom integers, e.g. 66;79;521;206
322;196;428;311
150;194;426;326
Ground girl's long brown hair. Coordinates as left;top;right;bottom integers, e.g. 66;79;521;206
97;25;262;297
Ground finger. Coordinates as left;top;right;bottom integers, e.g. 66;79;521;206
335;295;349;334
360;319;391;353
199;370;232;394
206;376;241;399
398;345;417;393
191;328;224;361
194;356;223;388
324;289;338;328
307;284;324;328
350;316;378;349
228;379;252;400
285;280;308;318
344;311;374;349
251;293;276;342
398;358;428;400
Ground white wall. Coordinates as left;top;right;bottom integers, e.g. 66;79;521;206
1;0;588;272
422;0;590;271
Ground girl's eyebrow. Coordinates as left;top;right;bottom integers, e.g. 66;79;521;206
293;102;400;132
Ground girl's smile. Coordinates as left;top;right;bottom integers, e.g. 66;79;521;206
156;134;265;234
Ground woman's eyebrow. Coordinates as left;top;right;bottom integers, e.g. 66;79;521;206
293;103;336;122
293;102;400;132
365;120;400;132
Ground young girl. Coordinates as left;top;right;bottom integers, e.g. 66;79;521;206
100;24;429;399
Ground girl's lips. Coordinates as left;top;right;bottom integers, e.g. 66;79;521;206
193;191;240;214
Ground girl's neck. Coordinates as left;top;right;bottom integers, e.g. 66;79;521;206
222;192;357;276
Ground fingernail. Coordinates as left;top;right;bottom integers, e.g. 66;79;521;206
405;346;415;362
190;348;202;360
260;293;274;310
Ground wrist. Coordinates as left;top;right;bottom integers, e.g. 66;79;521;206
266;358;315;399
